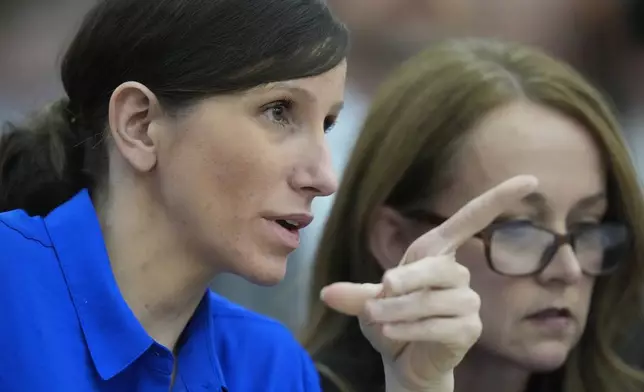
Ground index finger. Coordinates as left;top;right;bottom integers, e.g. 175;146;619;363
406;175;538;261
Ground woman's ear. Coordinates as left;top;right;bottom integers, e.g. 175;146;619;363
368;206;421;271
108;81;165;173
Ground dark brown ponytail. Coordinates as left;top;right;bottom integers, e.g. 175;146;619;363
0;99;87;216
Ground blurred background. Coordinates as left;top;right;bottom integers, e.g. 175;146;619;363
2;0;643;333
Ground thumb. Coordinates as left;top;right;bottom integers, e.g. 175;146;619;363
320;282;383;316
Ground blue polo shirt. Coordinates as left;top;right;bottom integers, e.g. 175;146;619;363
0;190;321;391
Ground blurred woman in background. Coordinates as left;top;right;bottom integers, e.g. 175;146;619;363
304;39;644;392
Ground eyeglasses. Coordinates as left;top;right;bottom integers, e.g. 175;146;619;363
406;211;630;277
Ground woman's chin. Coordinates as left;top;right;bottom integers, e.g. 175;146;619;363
235;254;289;287
516;341;571;372
251;273;286;287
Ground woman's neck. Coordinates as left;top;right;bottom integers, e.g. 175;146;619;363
98;182;217;351
455;346;531;392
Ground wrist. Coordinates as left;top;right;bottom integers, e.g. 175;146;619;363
383;365;454;392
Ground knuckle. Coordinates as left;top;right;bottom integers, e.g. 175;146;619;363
447;317;482;348
455;263;471;285
382;324;399;340
462;316;483;342
462;290;481;312
382;271;399;295
451;334;471;349
406;242;425;260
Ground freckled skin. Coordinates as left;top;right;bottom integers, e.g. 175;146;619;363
152;63;347;285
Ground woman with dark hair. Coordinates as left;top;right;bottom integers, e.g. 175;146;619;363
0;1;526;391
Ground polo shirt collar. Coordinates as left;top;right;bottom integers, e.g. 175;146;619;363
45;189;153;380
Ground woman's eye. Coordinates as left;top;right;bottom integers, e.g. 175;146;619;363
323;116;337;134
263;100;293;127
